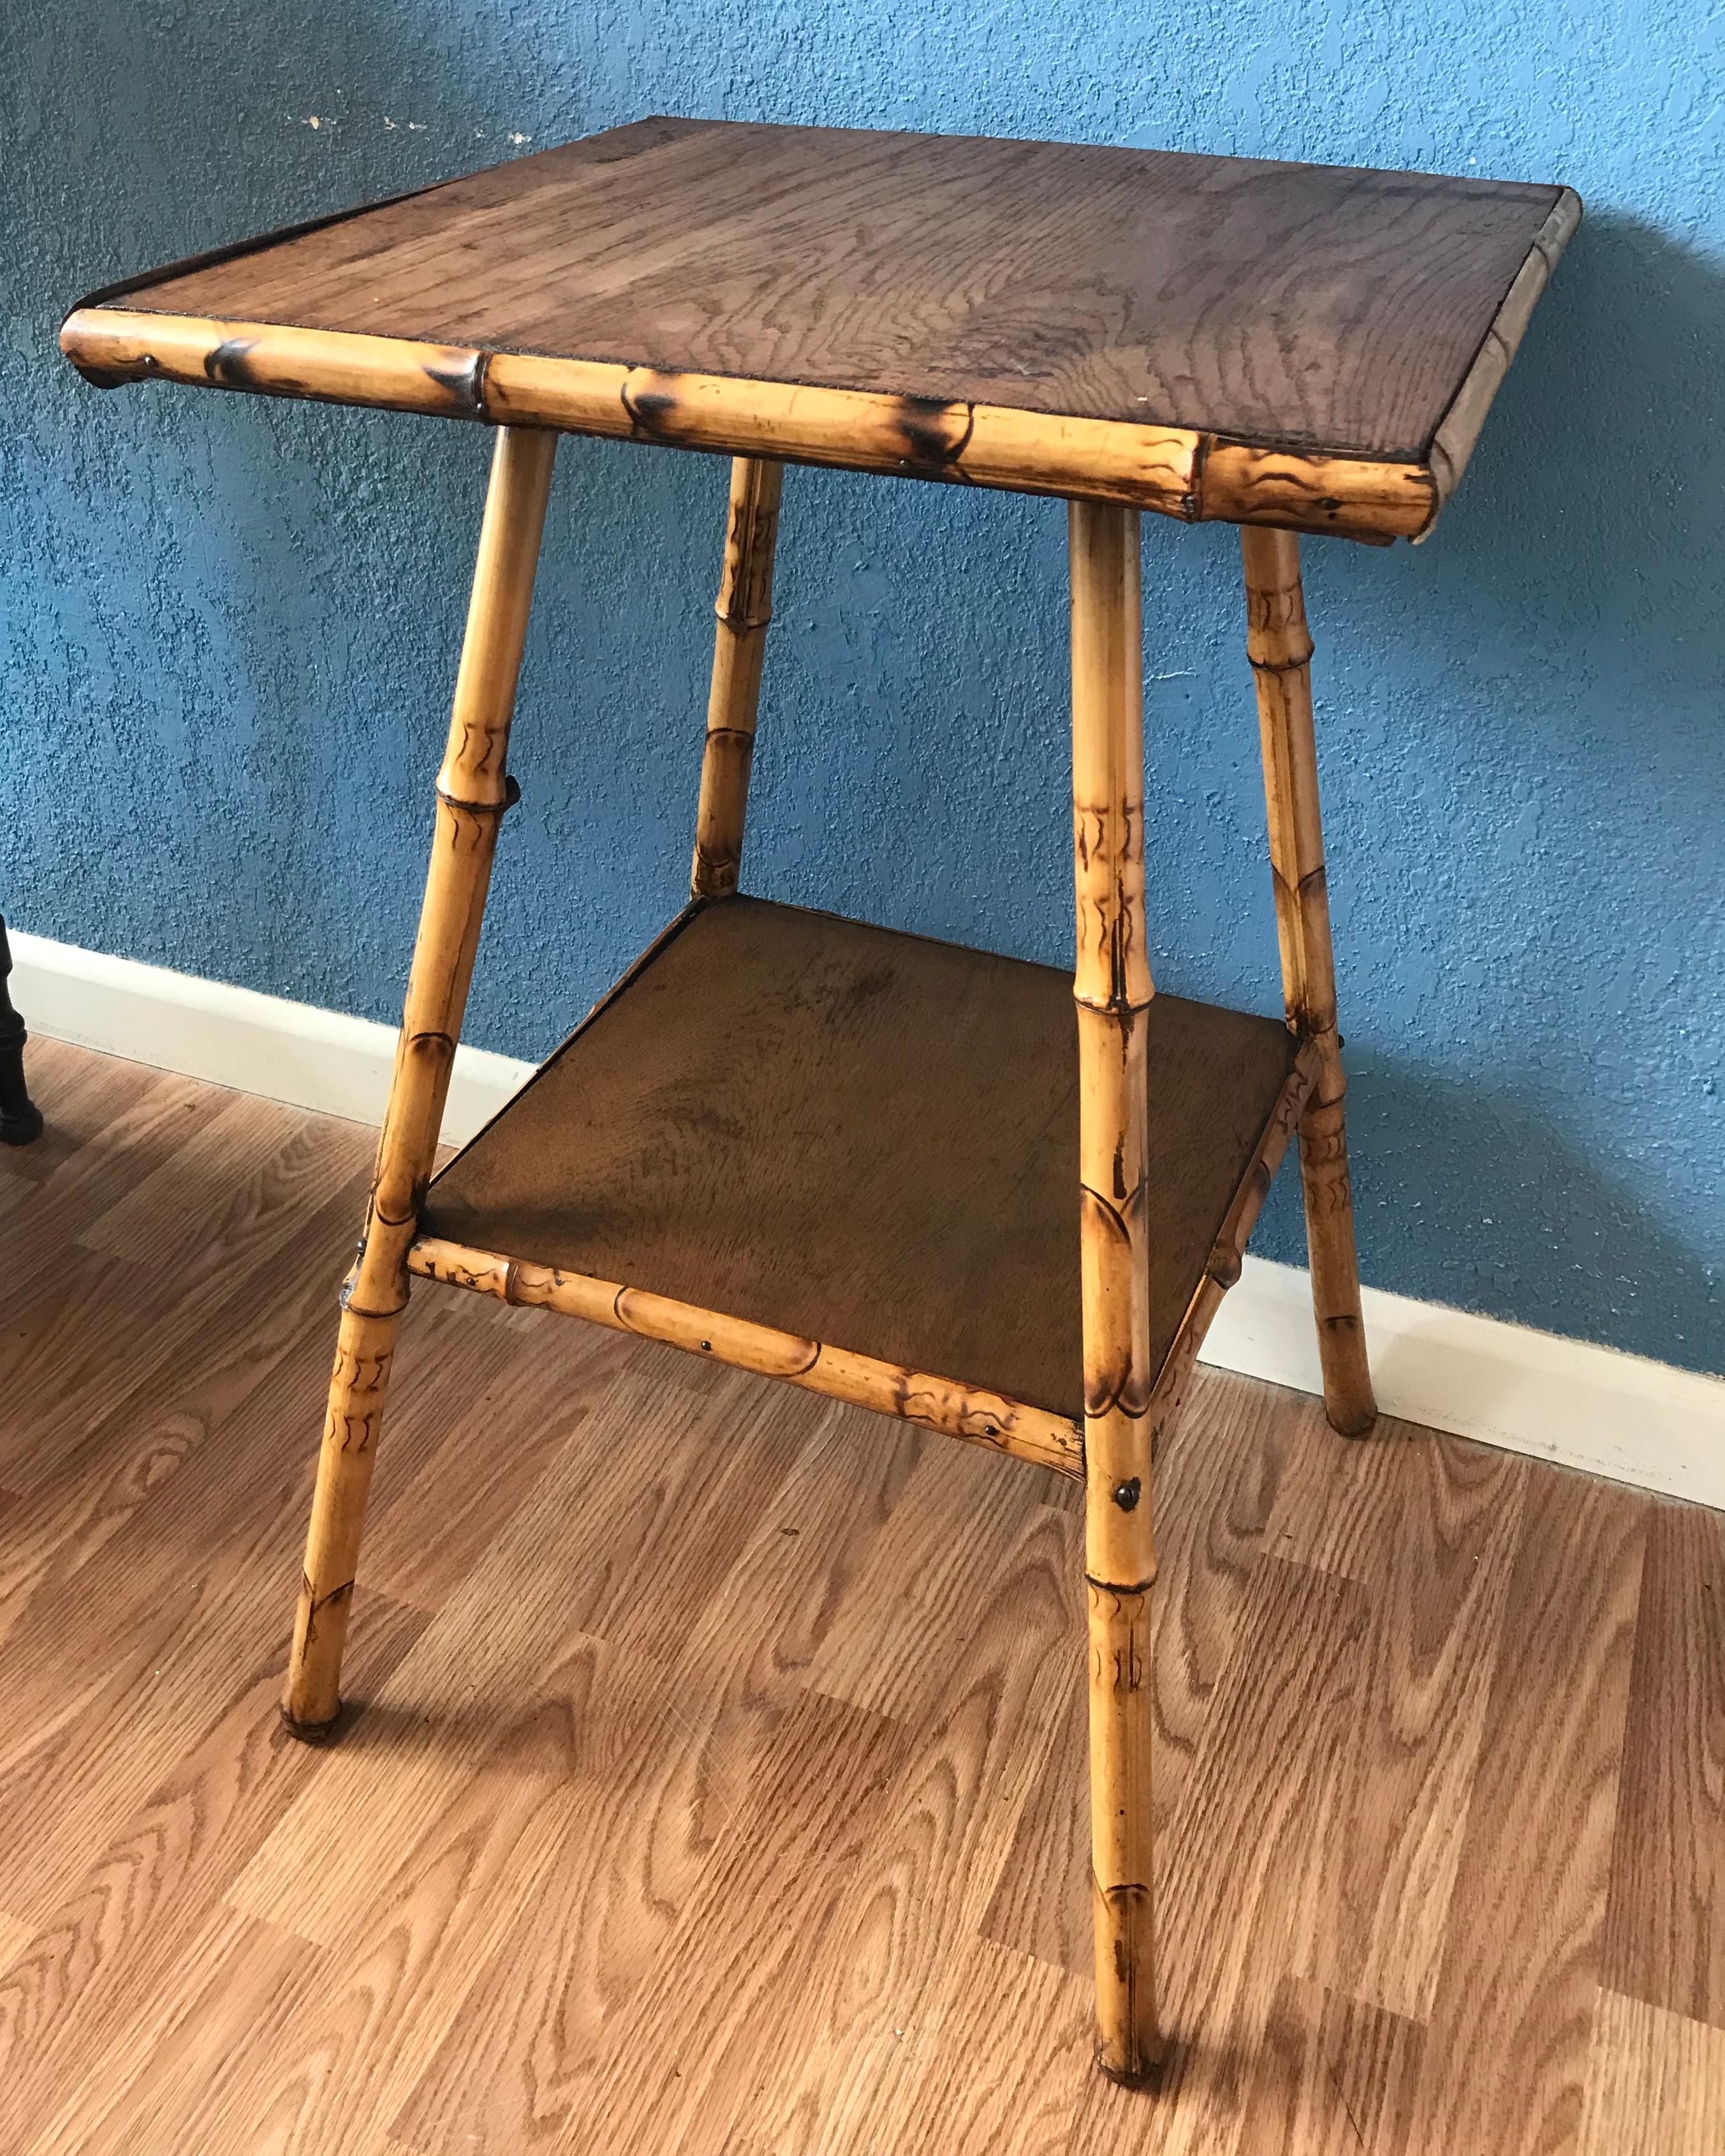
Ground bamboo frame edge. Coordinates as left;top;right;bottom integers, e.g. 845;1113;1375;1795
1418;185;1583;532
60;306;1437;542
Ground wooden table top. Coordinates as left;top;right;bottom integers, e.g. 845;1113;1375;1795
61;118;1579;543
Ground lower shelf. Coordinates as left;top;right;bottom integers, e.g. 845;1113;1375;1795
416;895;1314;1466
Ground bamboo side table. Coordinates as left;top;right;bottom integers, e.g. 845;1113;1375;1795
62;120;1578;2085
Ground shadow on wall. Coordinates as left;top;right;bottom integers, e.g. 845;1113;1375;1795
0;1;589;1028
1424;208;1725;697
1210;209;1723;1369
1343;1050;1715;1372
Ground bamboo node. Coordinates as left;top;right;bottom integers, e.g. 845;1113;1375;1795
304;1574;355;1620
1071;986;1154;1017
434;774;521;815
421;346;490;415
205;335;259;387
337;1281;409;1319
1083;1569;1157;1596
893;392;973;469
714;597;772;631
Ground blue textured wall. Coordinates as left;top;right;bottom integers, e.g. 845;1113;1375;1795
3;4;1721;1372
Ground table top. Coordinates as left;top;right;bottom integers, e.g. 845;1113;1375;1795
62;118;1579;543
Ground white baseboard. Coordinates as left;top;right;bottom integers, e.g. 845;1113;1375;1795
9;930;532;1149
13;930;1723;1509
1203;1256;1725;1510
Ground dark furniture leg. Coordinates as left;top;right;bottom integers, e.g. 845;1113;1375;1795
0;918;43;1147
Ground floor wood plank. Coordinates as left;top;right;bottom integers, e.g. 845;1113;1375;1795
567;1688;912;2156
155;1684;587;2153
0;1145;371;1499
358;1303;635;1613
1298;1430;1528;2021
1233;1976;1423;2156
1261;1395;1415;1588
0;1043;1705;2155
0;1907;33;1973
1406;1465;1648;2156
895;1938;1095;2156
1603;1498;1725;2028
0;1588;424;2151
805;1435;1047;1722
1578;1987;1725;2156
231;1363;811;1946
0;1167;372;1658
27;1909;321;2156
77;1089;343;1278
739;1500;1078;2152
0;1059;201;1239
394;1400;922;2153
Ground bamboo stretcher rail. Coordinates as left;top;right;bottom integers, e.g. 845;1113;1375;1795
60;307;1439;543
1242;524;1377;1437
283;424;558;1734
1147;1031;1323;1435
404;1236;1087;1478
691;457;783;898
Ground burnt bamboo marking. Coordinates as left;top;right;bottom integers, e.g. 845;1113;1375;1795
1070;496;1161;2083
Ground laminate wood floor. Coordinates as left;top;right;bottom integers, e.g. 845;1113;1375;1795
1;1038;1719;2155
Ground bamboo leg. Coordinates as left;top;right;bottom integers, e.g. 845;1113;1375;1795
1241;525;1377;1437
1071;498;1161;2084
283;425;559;1734
691;457;783;898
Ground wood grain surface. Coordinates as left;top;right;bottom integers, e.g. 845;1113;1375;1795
115;118;1564;462
420;895;1303;1424
0;1038;1717;2155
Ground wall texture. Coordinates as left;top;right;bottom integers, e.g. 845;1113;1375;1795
3;3;1720;1372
